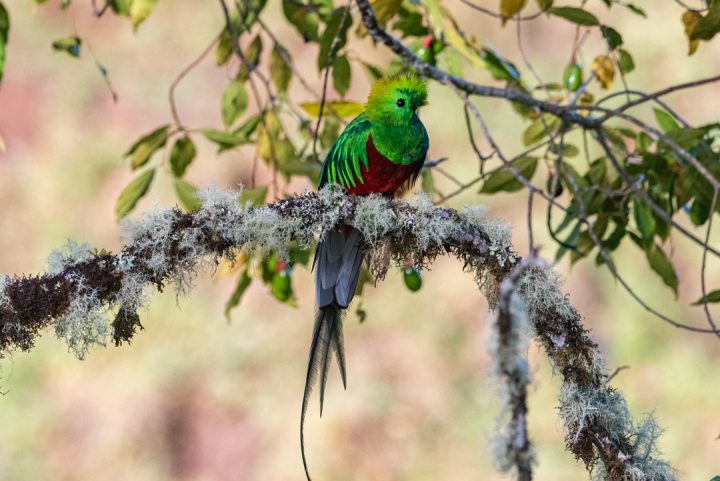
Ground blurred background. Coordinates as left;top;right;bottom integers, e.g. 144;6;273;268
0;1;719;480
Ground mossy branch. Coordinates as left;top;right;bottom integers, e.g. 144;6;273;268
0;186;674;481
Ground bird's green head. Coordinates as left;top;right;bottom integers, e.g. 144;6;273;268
364;75;428;125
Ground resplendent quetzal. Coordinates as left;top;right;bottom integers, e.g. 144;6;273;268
301;75;429;480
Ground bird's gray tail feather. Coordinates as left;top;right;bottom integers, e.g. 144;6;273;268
301;228;362;481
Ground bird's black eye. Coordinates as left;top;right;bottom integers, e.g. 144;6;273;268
396;99;406;108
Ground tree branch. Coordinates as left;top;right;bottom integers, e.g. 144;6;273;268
0;186;676;481
354;0;601;129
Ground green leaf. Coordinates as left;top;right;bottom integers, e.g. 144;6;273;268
115;169;155;219
653;108;680;133
203;129;250;150
169;136;196;177
332;55;351;97
480;156;538;193
278;158;321;183
109;0;131;16
617;48;635;74
522;113;561;146
0;1;8;84
646;243;678;296
51;36;82;58
129;0;157;29
362;61;383;82
319;117;340;149
173;178;201;212
633;198;656;243
216;29;233;66
240;186;268;207
636;131;652;153
623;3;646;17
203;114;261;152
237;0;267;32
238;34;263;81
318;7;352;70
270;43;292;95
551;143;579;157
691;3;720;40
535;0;553;11
222;80;248;127
225;269;252;319
300;100;364;118
282;0;319;42
689;197;710;225
548;6;599;26
125;125;169;170
481;47;521;82
393;7;427;37
600;25;622;50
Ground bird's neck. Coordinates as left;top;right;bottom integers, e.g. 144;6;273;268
370;116;426;166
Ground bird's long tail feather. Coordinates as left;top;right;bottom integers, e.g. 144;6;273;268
302;228;362;481
301;304;346;481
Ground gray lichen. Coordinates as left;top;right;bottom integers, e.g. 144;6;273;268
54;276;109;359
47;240;93;276
488;290;534;476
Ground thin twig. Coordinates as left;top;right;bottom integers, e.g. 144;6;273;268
169;36;219;131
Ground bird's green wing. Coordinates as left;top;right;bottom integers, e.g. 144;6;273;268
319;113;371;189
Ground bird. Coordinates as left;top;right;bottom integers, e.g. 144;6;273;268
301;74;430;481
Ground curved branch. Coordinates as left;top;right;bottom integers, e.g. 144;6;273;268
354;0;601;129
0;186;677;481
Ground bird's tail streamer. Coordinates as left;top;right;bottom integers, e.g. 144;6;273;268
301;228;362;480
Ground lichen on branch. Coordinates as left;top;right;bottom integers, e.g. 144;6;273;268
0;186;674;481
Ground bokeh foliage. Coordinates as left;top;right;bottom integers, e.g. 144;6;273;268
2;0;720;321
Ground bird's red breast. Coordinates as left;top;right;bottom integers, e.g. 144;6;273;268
345;134;423;196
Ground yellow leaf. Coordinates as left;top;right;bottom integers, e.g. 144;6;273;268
682;10;702;55
257;127;273;164
300;101;364;118
500;0;528;23
217;252;246;278
371;0;402;25
129;0;157;29
592;55;615;89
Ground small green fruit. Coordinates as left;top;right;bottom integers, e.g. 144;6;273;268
403;267;423;292
563;64;582;92
271;267;292;301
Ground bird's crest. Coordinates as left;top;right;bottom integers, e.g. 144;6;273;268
366;74;428;114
